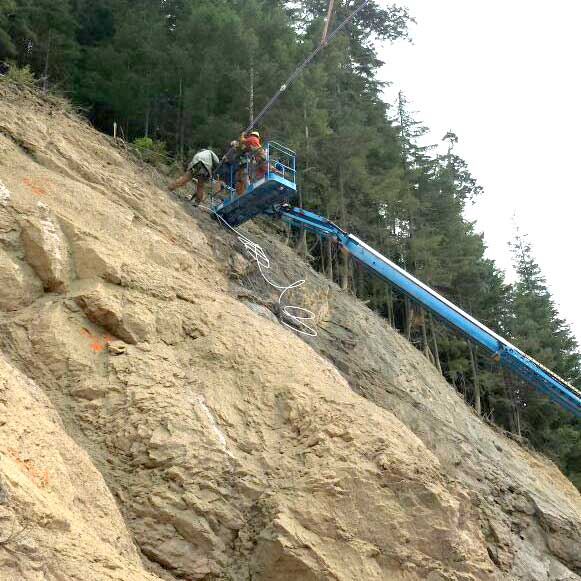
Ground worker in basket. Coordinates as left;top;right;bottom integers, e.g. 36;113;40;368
168;147;220;205
233;131;267;196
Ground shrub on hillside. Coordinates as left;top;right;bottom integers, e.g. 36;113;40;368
0;63;36;86
132;136;168;168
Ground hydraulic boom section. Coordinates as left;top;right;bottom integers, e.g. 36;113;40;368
278;206;581;417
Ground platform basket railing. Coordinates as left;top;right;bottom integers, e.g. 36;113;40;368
265;142;296;187
210;141;297;206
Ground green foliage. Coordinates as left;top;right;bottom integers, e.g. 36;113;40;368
504;230;581;483
1;0;578;488
0;0;17;57
133;136;168;167
133;137;154;150
1;62;35;84
0;0;78;90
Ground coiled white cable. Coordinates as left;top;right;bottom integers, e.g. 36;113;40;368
201;205;317;337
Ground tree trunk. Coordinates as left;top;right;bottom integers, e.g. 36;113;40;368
337;165;349;291
338;247;349;291
502;370;520;437
295;106;308;258
295;229;307;256
249;63;255;127
504;374;515;433
355;262;365;298
178;79;186;159
325;238;334;282
514;401;521;439
468;342;481;415
42;28;52;92
421;311;433;361
144;100;151;138
179;110;186;160
386;286;394;327
445;351;455;388
340;250;349;290
349;257;357;294
405;297;413;341
429;313;442;374
176;77;183;156
320;0;335;45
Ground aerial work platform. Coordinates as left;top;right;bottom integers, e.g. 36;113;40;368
212;144;581;417
213;142;297;227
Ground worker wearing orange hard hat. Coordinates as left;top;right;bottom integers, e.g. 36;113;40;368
233;131;267;196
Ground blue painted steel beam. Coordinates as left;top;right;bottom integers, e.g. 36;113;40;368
280;206;581;417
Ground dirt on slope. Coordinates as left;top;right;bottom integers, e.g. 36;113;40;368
0;83;579;581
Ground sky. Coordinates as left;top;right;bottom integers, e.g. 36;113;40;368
376;0;581;344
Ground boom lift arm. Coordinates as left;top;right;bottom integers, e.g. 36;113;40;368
277;205;581;417
211;143;580;417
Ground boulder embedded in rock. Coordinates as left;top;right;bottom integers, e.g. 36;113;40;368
0;248;43;310
20;203;71;292
74;283;155;344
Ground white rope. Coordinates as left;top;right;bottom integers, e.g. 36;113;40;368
200;205;317;337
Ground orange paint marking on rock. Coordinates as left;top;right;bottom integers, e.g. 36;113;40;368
79;327;116;352
22;177;48;196
80;327;106;352
5;448;49;488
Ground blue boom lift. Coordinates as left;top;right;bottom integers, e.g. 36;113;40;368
212;143;581;417
213;142;297;227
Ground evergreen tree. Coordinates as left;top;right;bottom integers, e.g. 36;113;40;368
0;0;17;58
10;0;78;89
1;0;577;487
507;229;581;485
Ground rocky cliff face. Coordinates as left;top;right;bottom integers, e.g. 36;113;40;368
0;84;579;581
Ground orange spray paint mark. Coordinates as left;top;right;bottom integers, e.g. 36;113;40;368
5;448;49;488
22;177;50;196
79;327;114;352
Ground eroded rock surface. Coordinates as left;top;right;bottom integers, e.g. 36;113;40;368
0;353;160;581
0;83;579;581
20;202;71;292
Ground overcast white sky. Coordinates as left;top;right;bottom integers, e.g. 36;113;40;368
376;0;581;344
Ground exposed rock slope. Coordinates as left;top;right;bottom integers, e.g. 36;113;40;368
0;84;579;581
0;353;161;581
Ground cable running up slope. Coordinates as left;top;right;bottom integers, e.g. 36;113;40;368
214;0;370;178
202;205;317;337
246;0;371;134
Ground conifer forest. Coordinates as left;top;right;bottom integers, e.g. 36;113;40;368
1;0;579;488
